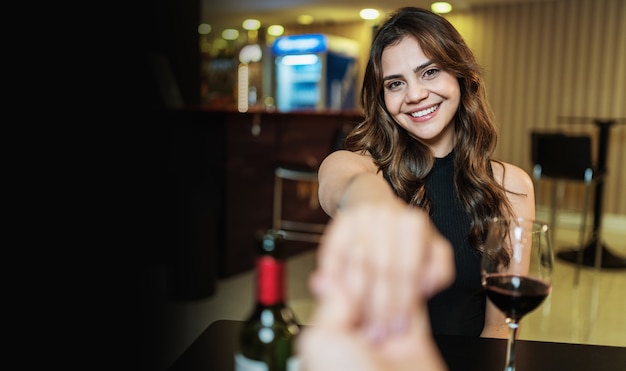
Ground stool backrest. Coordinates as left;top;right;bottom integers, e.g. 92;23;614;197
530;131;594;181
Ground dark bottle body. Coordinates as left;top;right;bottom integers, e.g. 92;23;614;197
235;230;301;371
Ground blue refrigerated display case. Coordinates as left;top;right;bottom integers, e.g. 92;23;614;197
272;33;359;112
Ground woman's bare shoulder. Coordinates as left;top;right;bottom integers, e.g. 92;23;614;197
490;160;533;194
491;160;535;219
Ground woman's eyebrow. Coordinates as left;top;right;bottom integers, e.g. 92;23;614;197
413;60;433;73
383;60;433;81
382;73;402;81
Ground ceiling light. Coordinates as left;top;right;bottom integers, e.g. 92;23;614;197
267;25;285;37
242;19;261;31
359;8;380;20
431;2;452;14
222;29;239;41
297;15;314;25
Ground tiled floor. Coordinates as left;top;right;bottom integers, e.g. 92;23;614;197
142;211;626;371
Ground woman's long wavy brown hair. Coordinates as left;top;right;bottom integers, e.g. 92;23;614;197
346;7;516;259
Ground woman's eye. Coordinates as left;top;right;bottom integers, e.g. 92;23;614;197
387;81;403;90
423;68;440;79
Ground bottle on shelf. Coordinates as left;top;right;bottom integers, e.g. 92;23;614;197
234;229;301;371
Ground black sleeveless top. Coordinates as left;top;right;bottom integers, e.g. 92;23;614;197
424;150;485;336
383;150;486;336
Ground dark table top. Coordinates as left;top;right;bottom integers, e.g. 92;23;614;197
168;320;626;371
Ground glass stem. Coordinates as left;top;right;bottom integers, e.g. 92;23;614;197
504;320;519;371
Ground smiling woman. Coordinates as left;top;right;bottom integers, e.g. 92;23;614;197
315;6;535;341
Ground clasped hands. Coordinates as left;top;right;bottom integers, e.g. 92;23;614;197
298;203;454;371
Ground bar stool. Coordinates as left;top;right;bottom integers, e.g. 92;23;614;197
272;163;326;243
272;124;351;243
530;131;605;284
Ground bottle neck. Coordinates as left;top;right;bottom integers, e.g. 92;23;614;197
256;255;285;305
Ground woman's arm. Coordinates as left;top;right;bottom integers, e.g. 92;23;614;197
318;150;401;216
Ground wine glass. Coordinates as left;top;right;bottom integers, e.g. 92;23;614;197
481;217;554;371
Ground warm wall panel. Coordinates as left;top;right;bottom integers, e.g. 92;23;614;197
448;0;625;215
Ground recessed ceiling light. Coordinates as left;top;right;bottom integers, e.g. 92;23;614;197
267;25;285;36
359;8;380;20
222;29;239;40
242;19;261;31
431;2;453;14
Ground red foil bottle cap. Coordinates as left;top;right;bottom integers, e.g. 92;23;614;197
257;256;285;305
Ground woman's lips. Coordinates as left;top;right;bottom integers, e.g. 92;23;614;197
410;104;440;118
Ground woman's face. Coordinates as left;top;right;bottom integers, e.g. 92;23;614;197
381;36;460;157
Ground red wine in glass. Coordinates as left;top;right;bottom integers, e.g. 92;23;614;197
484;274;551;321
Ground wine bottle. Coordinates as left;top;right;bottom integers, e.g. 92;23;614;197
234;230;301;371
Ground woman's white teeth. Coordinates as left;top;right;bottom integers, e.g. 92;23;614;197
411;104;439;117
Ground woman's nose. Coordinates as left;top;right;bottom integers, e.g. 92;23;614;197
405;82;428;103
